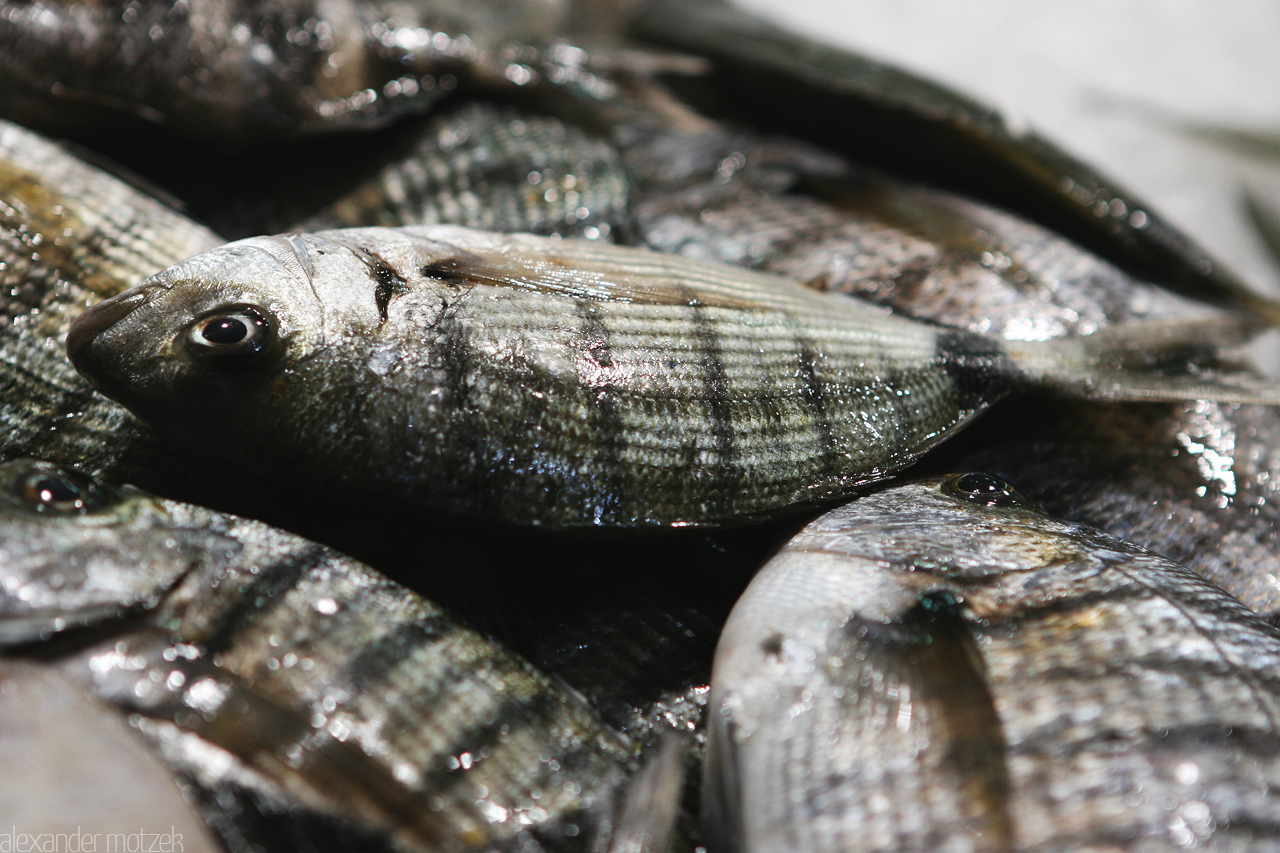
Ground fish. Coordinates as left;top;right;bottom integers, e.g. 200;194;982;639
0;0;641;143
704;472;1280;852
199;100;634;242
66;224;1280;529
622;125;1210;340
629;0;1272;321
0;117;224;487
0;458;663;852
956;399;1280;622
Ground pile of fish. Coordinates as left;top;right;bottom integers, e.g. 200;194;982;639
3;1;1280;850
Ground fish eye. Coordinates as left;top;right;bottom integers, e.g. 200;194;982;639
10;466;107;514
942;472;1028;508
186;305;273;365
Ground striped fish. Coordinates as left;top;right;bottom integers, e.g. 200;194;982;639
0;117;222;484
0;459;647;852
705;472;1280;852
68;224;1280;529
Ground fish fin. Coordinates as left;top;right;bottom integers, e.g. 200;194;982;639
704;590;1013;852
595;731;688;853
1003;316;1280;403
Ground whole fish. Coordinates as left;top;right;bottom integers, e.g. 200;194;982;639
0;458;658;852
66;224;1279;529
0;117;223;485
705;472;1280;852
0;0;639;143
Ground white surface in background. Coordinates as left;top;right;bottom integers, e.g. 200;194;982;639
735;0;1280;294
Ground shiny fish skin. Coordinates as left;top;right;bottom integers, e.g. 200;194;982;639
962;399;1280;622
0;459;638;852
705;473;1280;852
205;101;632;241
624;126;1207;340
630;0;1272;320
66;224;1274;529
0;0;632;142
0;118;223;481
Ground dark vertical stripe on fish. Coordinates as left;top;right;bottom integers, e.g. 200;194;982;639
680;287;737;504
934;331;1015;412
574;299;626;524
335;614;459;695
791;329;841;481
416;689;566;796
196;545;328;655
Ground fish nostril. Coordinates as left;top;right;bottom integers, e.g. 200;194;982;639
65;287;158;369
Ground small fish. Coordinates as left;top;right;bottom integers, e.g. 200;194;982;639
67;224;1280;529
704;472;1280;852
0;458;651;852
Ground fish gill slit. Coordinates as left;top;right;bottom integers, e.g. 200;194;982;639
363;250;409;324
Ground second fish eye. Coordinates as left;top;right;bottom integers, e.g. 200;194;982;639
187;306;273;363
13;467;103;514
943;472;1026;508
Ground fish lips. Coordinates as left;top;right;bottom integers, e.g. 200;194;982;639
67;285;165;408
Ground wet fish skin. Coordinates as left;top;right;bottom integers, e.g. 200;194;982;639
961;399;1280;621
0;458;639;852
624;125;1207;340
0;0;633;142
203;101;633;241
629;0;1270;319
0;117;223;483
705;472;1280;852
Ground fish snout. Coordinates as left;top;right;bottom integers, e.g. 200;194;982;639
66;286;160;388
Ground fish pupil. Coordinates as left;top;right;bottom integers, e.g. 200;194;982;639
947;472;1022;507
203;317;249;345
22;475;84;511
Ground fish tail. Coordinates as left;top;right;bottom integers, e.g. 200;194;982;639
1002;315;1280;404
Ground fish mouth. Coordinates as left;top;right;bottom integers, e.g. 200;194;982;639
66;285;159;391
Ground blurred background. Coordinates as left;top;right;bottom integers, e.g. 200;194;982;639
736;0;1280;297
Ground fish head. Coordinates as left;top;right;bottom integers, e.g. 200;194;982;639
0;459;197;646
66;234;334;455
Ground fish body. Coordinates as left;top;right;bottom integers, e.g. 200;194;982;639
0;0;628;142
67;224;1269;529
705;472;1280;851
0;458;642;851
0;117;223;484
